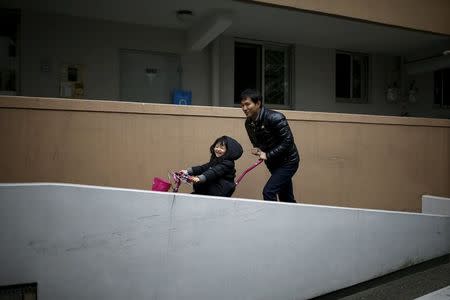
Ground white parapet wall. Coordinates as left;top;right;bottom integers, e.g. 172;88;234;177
1;183;449;300
422;195;450;216
414;285;450;300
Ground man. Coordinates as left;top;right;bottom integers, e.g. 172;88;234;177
240;89;300;203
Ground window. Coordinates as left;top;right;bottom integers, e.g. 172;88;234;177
336;51;368;103
0;9;19;95
0;283;37;300
234;41;291;107
434;68;450;108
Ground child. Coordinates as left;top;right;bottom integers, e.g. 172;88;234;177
181;135;243;197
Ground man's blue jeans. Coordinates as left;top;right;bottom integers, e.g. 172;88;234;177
263;161;299;203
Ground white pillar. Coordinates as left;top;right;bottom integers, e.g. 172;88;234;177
211;38;220;106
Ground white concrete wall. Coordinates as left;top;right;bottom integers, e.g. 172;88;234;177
422;195;450;216
415;285;450;300
1;183;449;300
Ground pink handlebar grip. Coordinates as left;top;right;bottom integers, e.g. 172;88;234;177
235;159;263;185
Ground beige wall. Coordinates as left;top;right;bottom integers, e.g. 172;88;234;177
252;0;450;35
1;96;449;212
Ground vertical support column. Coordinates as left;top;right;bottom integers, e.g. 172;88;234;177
211;38;220;107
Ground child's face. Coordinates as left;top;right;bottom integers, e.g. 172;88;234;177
214;143;227;158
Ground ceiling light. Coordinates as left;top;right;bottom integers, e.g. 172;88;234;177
176;10;194;23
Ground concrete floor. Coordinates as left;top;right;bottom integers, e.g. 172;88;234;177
313;255;450;300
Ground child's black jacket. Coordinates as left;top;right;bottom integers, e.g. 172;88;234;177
189;136;243;197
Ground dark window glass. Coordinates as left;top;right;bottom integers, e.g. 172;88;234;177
434;70;443;105
264;49;286;105
336;53;351;98
234;43;261;103
434;68;450;107
352;57;362;98
336;52;368;102
444;68;450;106
234;42;290;106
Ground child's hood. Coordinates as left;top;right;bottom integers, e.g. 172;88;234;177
224;136;243;161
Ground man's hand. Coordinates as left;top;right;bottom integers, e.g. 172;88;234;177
191;176;200;183
251;148;260;155
251;148;267;160
258;151;267;160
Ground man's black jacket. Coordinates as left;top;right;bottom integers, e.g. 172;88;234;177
245;106;299;170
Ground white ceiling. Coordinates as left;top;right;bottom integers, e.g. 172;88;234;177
3;0;450;56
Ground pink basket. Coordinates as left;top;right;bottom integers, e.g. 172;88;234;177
152;177;171;192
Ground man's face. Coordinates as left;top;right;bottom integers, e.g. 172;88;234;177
240;97;261;120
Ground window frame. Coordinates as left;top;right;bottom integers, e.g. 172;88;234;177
234;38;293;109
335;50;369;104
433;67;450;109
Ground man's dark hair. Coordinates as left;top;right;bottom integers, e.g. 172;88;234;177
240;89;263;105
